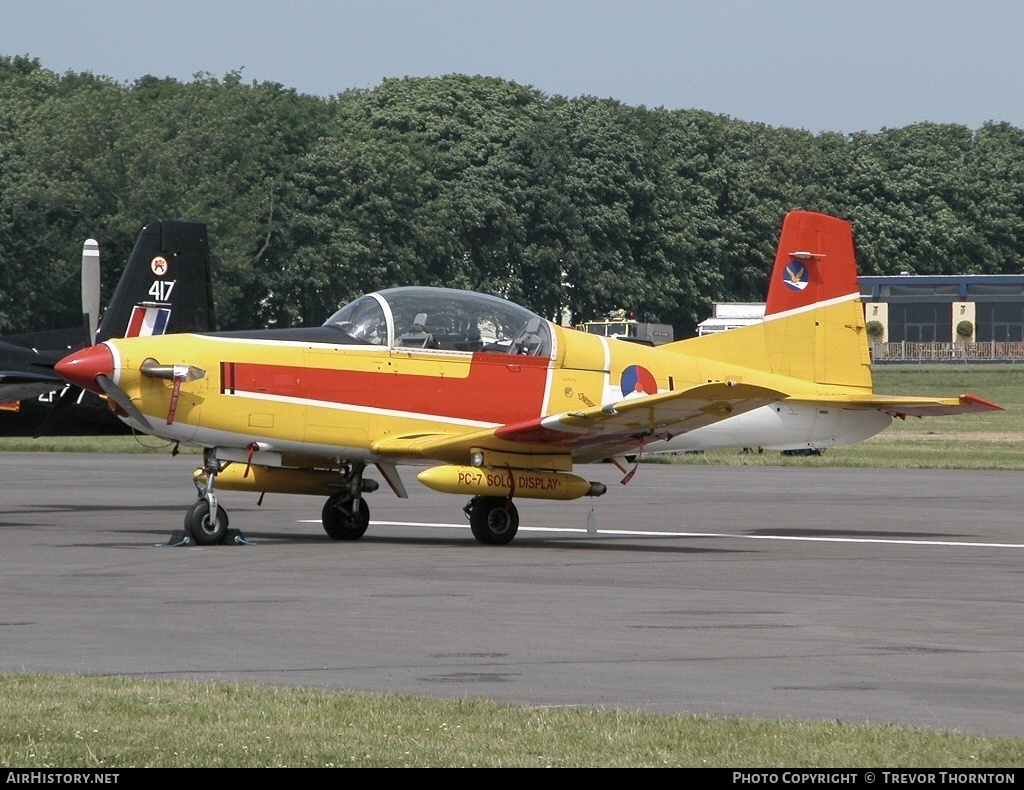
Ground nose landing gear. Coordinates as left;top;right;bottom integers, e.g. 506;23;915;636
321;461;374;540
185;451;230;545
184;498;229;546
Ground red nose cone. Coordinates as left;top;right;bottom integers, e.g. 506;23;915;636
55;344;114;393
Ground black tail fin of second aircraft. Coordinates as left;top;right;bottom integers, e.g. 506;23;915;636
97;220;215;342
27;220;215;437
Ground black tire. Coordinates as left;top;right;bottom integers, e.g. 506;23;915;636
184;499;229;546
322;494;370;540
468;496;519;545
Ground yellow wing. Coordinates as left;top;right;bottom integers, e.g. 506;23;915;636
372;382;787;467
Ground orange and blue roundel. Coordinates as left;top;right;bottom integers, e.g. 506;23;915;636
621;365;658;396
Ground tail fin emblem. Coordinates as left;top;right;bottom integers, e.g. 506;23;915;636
126;305;172;337
150;256;169;276
782;261;809;291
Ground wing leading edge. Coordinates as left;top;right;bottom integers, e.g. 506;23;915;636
372;382;788;466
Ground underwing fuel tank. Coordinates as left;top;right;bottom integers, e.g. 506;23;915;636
417;465;607;501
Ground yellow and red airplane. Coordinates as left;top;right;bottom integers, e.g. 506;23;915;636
55;210;1000;546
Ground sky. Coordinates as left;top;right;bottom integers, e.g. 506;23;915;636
2;0;1024;135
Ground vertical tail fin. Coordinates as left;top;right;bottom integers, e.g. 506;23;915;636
764;211;860;318
25;220;216;438
668;210;871;390
97;220;215;342
760;211;871;387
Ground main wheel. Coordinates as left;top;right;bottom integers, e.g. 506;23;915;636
184;499;229;546
468;496;519;545
322;494;370;540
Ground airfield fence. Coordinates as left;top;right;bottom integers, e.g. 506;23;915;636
870;341;1024;363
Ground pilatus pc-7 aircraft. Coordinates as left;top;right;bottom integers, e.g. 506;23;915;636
55;211;1000;546
0;220;214;436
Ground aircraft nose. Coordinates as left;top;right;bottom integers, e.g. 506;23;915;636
55;344;114;393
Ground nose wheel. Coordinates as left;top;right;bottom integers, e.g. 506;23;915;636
185;450;230;545
184;498;229;545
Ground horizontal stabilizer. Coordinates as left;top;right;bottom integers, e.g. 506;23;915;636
863;392;1002;417
0;370;66;403
788;392;1003;417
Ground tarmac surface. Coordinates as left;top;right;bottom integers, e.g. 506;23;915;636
2;452;1023;738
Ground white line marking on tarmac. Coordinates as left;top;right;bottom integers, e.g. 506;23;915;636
299;520;1024;549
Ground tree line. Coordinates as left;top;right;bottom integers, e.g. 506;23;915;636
2;55;1023;337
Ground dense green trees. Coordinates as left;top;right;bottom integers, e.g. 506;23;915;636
2;56;1022;337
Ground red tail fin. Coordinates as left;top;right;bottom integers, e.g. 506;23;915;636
764;211;860;317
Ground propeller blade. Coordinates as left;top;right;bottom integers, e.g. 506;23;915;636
82;239;100;346
32;385;82;439
95;374;153;431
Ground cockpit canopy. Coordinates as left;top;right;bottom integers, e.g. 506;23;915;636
322;287;552;357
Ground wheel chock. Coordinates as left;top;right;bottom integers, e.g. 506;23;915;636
156;529;254;547
157;531;193;547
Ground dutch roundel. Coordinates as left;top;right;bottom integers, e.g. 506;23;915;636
620;365;658;397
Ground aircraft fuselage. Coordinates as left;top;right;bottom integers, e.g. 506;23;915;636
72;323;886;462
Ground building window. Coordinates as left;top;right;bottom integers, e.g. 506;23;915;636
882;284;961;296
886;303;952;342
976;303;1024;342
967;284;1024;295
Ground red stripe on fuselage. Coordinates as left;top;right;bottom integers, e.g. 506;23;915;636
226;352;550;424
220;361;235;394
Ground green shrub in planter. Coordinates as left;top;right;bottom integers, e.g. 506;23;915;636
956;320;974;338
865;320;884;338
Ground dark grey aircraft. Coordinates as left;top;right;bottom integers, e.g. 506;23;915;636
0;221;215;436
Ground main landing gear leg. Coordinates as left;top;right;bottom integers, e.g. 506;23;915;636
184;450;229;545
322;461;372;540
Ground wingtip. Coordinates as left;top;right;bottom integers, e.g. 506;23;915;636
960;393;1005;411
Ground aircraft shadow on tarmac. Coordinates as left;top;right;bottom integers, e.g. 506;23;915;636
0;504;193;527
8;505;967;551
747;526;964;540
138;530;757;555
